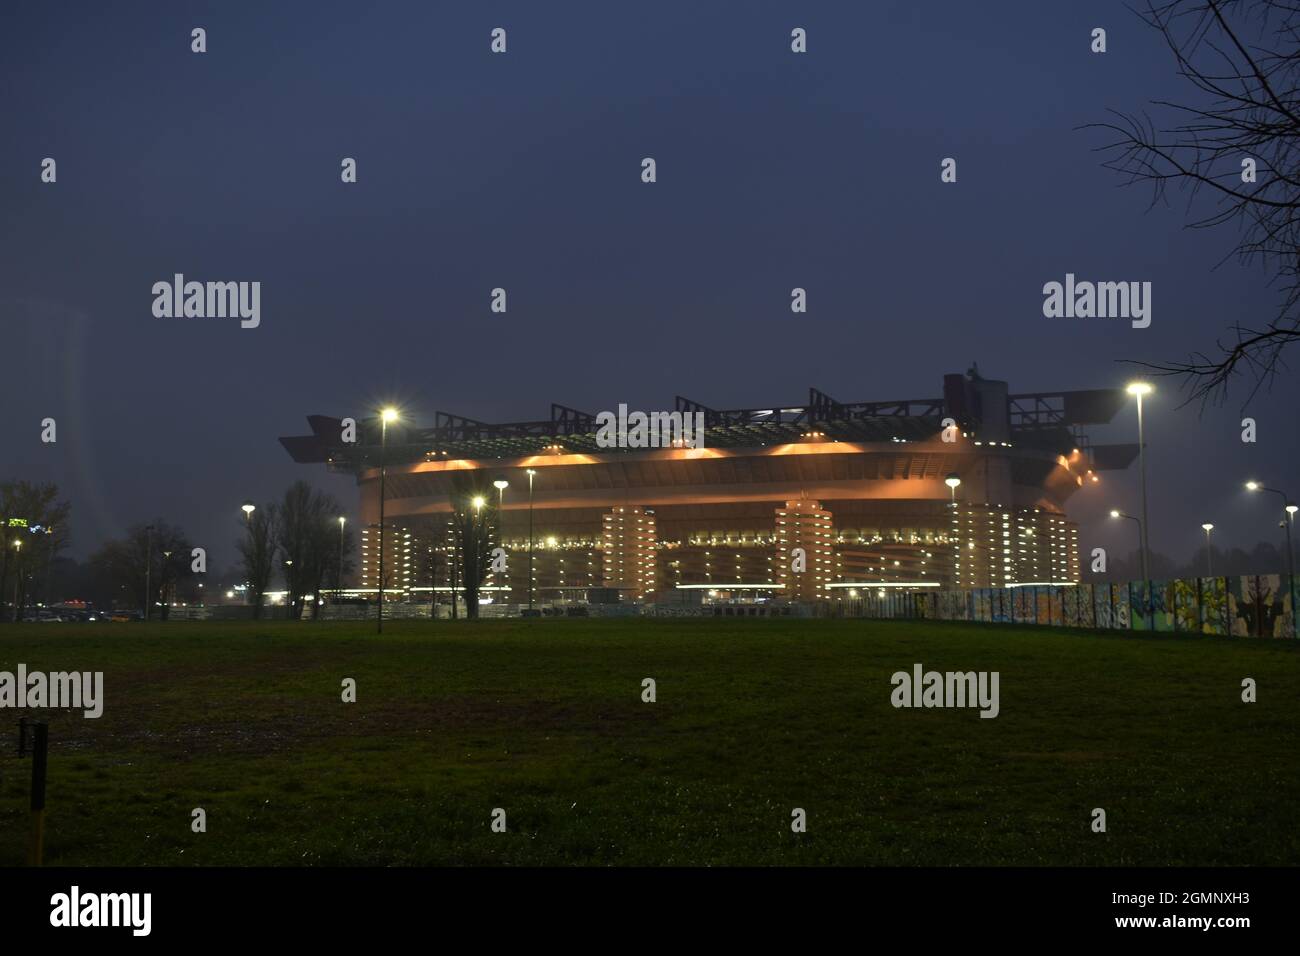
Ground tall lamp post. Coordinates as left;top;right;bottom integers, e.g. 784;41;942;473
526;469;537;613
378;407;399;634
1201;523;1215;578
337;516;346;595
144;524;155;622
472;495;486;617
11;538;22;622
1110;509;1151;628
1246;481;1297;637
493;478;508;609
241;502;256;610
161;550;173;616
1126;383;1154;626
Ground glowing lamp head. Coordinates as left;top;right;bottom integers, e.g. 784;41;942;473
242;501;256;516
1202;523;1214;532
472;495;486;510
1126;382;1153;397
381;407;399;423
493;479;509;491
944;474;961;489
1109;509;1122;519
1246;481;1260;492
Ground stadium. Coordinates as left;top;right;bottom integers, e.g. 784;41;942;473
280;367;1140;608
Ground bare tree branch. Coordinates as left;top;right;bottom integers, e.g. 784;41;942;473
1083;0;1300;408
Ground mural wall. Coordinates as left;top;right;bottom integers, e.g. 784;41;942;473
880;576;1295;637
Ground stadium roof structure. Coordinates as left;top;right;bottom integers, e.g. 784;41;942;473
280;379;1140;474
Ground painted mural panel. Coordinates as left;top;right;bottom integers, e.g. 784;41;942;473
1114;584;1130;629
1077;583;1096;628
1094;583;1112;629
1172;578;1199;633
1151;580;1174;632
1035;589;1051;625
1013;588;1031;624
1063;586;1079;627
1198;577;1226;634
1128;581;1148;631
992;588;1011;624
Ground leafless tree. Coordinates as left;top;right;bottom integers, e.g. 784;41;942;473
237;506;277;620
447;480;495;620
1088;0;1300;406
90;520;192;619
274;480;350;620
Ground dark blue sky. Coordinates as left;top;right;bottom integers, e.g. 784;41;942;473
3;1;1295;570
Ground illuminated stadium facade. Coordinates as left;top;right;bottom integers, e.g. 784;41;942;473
280;368;1139;605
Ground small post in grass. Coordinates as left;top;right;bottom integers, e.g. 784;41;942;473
18;718;49;866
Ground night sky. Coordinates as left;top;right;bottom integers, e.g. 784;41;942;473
3;1;1296;571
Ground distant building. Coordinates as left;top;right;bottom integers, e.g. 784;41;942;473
282;368;1137;605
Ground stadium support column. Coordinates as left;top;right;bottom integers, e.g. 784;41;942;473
774;499;834;602
601;507;657;602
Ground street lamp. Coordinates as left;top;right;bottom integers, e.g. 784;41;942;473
944;473;961;509
144;524;155;622
1125;382;1154;612
378;406;399;634
1246;481;1297;636
11;538;21;622
1201;523;1215;578
1110;508;1151;628
526;469;537;613
492;479;509;610
337;516;346;595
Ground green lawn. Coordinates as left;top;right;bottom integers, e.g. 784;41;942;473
0;618;1296;866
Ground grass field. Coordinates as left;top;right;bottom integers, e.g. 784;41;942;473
0;618;1296;866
